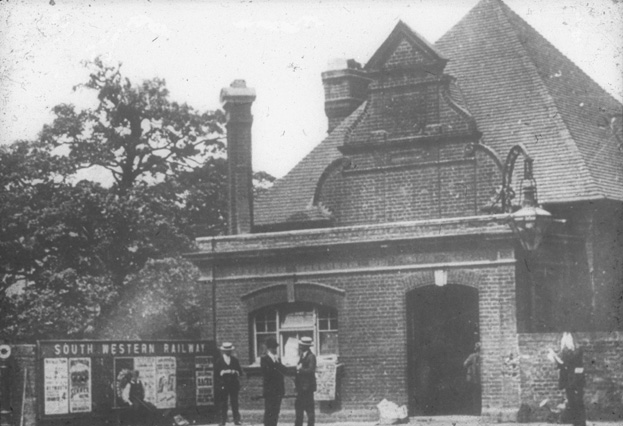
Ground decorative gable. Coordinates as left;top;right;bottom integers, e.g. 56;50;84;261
342;22;479;153
308;21;497;227
365;21;447;73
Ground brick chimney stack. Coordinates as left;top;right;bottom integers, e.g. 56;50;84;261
321;59;371;133
220;80;256;235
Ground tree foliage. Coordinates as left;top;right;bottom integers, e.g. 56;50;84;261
96;257;204;340
0;58;272;341
40;57;225;194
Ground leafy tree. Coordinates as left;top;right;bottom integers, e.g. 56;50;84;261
40;57;225;195
0;57;272;341
36;57;226;288
96;257;204;340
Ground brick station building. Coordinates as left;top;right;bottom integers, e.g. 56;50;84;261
188;0;623;421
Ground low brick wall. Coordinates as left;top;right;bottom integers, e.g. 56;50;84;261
518;332;623;422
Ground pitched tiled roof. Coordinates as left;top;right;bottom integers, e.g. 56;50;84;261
254;103;366;228
435;0;623;203
254;0;623;227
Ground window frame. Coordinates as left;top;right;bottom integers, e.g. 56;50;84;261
251;303;338;365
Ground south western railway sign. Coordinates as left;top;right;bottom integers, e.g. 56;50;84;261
37;340;217;422
40;341;211;357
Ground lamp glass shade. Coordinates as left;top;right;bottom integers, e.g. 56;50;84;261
508;205;553;251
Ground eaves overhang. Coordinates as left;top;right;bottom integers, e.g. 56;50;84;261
185;214;516;263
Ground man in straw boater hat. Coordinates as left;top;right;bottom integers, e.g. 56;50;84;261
261;336;288;426
294;336;316;426
214;342;244;425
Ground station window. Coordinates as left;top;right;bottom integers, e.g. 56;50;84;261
252;303;338;365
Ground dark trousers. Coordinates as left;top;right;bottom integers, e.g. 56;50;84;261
565;387;586;426
294;392;315;426
466;382;481;415
122;403;150;425
263;394;282;426
218;387;240;424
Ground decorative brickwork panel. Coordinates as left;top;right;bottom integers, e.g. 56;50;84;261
384;39;430;69
317;149;498;226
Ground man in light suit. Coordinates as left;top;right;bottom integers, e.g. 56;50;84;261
214;342;243;426
294;337;316;426
261;337;288;426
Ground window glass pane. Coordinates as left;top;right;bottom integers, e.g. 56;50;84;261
319;331;338;355
254;305;337;364
280;330;314;366
255;333;277;364
256;310;277;332
319;318;329;330
280;309;314;329
318;307;337;330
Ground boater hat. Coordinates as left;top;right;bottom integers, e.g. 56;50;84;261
298;336;313;346
220;342;235;351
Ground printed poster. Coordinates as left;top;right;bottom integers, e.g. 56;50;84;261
69;358;92;413
44;358;69;414
195;356;214;406
156;357;176;408
315;362;337;401
113;357;135;408
134;357;157;405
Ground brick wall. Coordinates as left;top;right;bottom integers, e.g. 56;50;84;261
591;205;623;331
318;144;500;226
209;238;522;420
518;332;623;422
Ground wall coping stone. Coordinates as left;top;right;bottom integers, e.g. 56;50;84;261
189;214;514;259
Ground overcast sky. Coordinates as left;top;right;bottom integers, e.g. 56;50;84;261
1;0;622;178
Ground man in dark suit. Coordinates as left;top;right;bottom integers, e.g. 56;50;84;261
261;337;288;426
214;342;243;426
121;370;148;425
294;337;316;426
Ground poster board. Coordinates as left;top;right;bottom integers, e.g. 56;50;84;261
315;361;339;401
37;340;216;421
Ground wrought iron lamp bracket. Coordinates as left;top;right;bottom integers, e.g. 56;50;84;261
501;143;533;213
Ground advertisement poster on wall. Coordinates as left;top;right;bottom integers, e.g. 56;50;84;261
39;340;216;420
195;356;214;406
134;357;157;405
68;358;92;413
315;361;337;401
44;358;69;415
156;357;176;408
114;357;134;408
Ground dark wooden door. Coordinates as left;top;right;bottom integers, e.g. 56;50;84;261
407;284;479;415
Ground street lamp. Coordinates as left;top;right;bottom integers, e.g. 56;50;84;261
501;145;554;251
465;143;554;251
507;166;553;251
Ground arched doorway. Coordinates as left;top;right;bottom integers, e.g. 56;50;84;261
406;284;480;415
